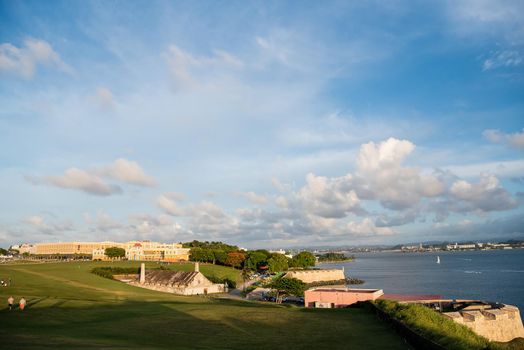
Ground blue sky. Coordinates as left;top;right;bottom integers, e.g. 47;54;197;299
0;0;523;248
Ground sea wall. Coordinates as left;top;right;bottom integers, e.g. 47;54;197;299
284;269;345;283
443;304;524;342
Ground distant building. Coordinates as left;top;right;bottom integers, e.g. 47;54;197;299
305;287;384;308
124;242;189;262
19;240;190;262
284;269;345;283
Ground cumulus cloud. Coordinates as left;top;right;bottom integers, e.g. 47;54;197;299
0;38;70;78
450;174;518;212
296;173;360;218
27;158;155;196
355;138;444;209
483;128;524;149
346;218;394;236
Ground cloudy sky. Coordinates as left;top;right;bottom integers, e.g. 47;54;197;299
1;0;523;248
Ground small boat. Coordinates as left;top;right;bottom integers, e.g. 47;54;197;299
436;256;440;264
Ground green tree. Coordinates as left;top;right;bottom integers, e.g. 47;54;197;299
212;250;227;265
189;247;205;261
0;247;8;255
269;277;307;299
245;251;269;271
290;251;316;268
267;253;289;273
104;247;125;259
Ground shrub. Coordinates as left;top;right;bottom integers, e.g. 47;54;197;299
206;275;236;288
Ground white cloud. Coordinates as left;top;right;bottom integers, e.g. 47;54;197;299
483;50;523;70
450;174;518;212
355;138;444;209
98;158;156;187
27;158;155;196
442;159;524;178
30;168;122;196
84;211;123;232
296;173;360;218
0;38;70;79
156;193;185;216
240;191;268;205
483;128;524;149
346;218;394;236
447;0;524;44
25;215;74;235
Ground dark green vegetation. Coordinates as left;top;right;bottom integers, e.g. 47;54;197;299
289;251;316;268
268;277;307;298
317;252;355;262
307;277;365;288
0;261;409;349
104;246;126;259
373;299;508;350
184;240;315;273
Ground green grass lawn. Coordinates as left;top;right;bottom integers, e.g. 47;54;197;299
0;261;410;349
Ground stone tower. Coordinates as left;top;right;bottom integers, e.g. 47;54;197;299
194;262;199;272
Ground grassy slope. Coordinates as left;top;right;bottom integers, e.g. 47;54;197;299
0;261;409;349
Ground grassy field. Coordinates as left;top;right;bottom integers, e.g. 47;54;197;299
0;261;410;349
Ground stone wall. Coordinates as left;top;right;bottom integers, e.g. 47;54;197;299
284;269;345;283
443;304;524;342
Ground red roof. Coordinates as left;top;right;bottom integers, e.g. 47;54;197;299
134;243;142;247
380;294;442;301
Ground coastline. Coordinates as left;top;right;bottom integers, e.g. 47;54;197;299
317;259;354;264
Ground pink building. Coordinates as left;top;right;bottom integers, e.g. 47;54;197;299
304;287;384;308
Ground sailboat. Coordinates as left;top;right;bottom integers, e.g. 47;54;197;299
436;256;441;264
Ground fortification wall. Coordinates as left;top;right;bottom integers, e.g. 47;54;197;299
284;269;345;283
443;305;524;342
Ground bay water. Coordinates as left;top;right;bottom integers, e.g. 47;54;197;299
320;249;524;311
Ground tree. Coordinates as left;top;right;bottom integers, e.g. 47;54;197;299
189;247;205;261
245;251;269;271
269;277;307;300
225;252;246;268
290;251;316;268
267;253;289;273
104;247;125;259
212;250;227;265
0;248;8;255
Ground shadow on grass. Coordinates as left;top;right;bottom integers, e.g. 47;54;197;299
0;299;410;350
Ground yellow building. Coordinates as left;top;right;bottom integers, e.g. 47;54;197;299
30;240;190;262
34;241;122;255
125;242;190;262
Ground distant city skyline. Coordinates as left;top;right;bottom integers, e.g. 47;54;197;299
0;0;523;248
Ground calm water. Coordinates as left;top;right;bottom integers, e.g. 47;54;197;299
320;249;524;311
